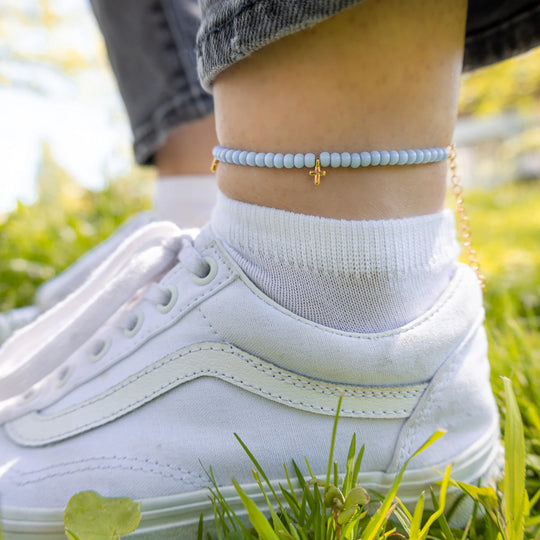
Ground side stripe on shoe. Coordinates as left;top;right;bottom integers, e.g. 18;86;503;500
5;343;427;446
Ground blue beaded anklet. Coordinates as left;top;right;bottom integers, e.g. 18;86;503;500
211;145;450;185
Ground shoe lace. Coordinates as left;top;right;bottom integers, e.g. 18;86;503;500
0;224;206;411
114;235;210;333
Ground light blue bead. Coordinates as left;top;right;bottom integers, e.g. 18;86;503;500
304;153;316;168
283;154;295;169
433;148;441;161
246;152;257;166
255;152;266;167
398;150;408;165
340;152;351;167
414;150;424;164
370;151;381;166
225;150;234;163
407;150;416;164
423;149;432;162
351;153;361;168
294;153;305;168
379;150;390;166
320;152;331;167
330;152;341;168
389;151;399;165
239;151;248;165
274;153;284;168
360;151;371;167
264;152;275;167
232;150;241;164
442;147;449;160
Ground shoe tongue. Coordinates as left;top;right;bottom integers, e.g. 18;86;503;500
0;222;184;404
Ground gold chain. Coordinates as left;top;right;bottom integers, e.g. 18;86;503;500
447;144;485;292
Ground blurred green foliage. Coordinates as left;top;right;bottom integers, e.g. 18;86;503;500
459;47;540;117
0;145;152;311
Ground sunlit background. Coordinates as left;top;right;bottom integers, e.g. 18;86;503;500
0;0;134;213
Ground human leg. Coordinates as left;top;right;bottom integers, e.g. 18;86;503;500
90;0;218;226
211;0;464;220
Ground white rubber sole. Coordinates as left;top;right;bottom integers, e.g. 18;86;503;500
0;428;503;539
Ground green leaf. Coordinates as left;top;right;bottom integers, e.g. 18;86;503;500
362;430;446;540
336;506;357;525
232;478;279;540
502;377;528;540
343;486;369;509
408;491;425;540
326;394;343;489
63;491;141;540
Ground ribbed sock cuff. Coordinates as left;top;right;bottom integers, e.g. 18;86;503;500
211;192;460;277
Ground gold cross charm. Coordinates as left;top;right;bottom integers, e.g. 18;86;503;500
309;159;326;186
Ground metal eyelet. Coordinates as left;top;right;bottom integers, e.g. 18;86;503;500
124;311;144;338
56;365;72;387
191;257;218;286
157;285;178;314
89;338;111;362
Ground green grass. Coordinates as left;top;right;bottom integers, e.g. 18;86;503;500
0;163;539;538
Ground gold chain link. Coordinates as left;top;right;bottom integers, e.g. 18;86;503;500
447;144;485;292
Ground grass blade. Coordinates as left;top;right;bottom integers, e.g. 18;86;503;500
502;377;527;540
326;394;343;489
232;478;280;540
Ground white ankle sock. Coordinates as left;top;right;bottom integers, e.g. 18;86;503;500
154;175;217;227
211;192;460;333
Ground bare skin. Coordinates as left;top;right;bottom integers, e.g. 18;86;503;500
155;113;218;176
213;0;467;220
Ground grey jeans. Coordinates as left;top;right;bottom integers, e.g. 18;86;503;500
91;0;540;165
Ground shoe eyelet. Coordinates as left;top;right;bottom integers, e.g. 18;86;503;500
22;387;38;402
191;257;218;286
157;285;177;314
124;311;144;338
89;338;111;362
56;365;72;387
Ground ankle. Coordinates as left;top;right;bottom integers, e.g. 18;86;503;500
216;159;448;220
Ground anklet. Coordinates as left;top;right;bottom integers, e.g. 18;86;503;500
448;144;485;292
210;145;449;185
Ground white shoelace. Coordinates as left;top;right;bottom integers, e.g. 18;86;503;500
0;223;207;406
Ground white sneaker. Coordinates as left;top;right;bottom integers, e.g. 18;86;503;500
0;212;158;346
0;223;502;538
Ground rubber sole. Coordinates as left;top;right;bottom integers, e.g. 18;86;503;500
0;428;503;539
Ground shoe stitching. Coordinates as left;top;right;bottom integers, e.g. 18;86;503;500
394;314;484;469
233;259;472;340
12;457;204;486
28;344;423;420
13;455;202;477
7;345;419;444
10;374;412;443
196;307;222;340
